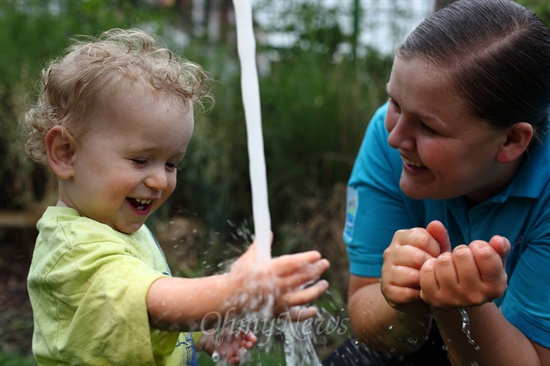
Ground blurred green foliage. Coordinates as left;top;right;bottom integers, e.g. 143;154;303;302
151;4;394;304
0;0;393;271
0;0;176;210
0;351;36;366
3;0;546;253
0;4;391;358
517;0;550;25
2;0;546;361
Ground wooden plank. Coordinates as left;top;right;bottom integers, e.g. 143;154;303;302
0;211;42;228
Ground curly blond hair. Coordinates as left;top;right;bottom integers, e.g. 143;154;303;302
22;28;213;165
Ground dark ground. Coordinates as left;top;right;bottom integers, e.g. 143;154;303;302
0;217;350;363
0;227;35;357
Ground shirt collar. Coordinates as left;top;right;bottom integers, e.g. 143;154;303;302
505;128;550;200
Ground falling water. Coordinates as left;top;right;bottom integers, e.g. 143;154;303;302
233;0;271;263
459;308;480;351
233;1;322;364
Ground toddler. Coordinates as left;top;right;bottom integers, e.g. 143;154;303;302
23;28;330;365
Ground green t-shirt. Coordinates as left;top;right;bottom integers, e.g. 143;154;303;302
27;206;196;365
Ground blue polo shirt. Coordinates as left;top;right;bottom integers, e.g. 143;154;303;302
344;102;550;348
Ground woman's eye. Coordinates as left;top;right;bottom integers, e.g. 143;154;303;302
388;97;401;112
420;122;436;134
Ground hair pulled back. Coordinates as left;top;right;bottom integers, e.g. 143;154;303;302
397;0;550;139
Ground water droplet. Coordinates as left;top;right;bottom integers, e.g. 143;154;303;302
211;351;220;362
459;308;479;349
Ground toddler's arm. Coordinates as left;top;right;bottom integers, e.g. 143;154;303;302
146;241;330;331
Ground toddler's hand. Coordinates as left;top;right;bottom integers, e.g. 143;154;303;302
228;240;330;320
198;329;257;365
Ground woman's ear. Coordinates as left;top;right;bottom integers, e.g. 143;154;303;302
497;122;534;163
45;126;77;179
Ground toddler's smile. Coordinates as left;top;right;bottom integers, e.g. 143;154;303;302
128;198;153;213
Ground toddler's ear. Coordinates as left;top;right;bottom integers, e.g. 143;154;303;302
45;126;76;179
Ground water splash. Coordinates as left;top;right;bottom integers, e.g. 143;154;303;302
280;310;324;365
211;350;220;363
203;284;349;365
459;308;480;351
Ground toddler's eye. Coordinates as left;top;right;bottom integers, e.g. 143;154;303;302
165;162;179;171
131;158;148;166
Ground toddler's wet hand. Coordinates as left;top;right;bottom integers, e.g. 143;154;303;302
228;241;330;320
198;329;257;365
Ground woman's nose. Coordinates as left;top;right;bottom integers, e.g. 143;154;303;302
387;115;416;151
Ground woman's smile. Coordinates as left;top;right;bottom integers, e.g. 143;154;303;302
401;155;426;169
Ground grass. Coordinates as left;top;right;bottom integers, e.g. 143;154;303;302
0;351;36;366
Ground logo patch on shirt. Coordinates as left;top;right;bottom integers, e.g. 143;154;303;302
176;332;198;366
344;187;358;242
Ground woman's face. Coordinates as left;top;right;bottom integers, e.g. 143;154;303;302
385;56;514;203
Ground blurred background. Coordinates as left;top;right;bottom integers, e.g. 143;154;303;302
1;0;548;364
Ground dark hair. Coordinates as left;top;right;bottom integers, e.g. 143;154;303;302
397;0;550;140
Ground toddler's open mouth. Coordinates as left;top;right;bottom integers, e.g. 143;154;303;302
128;198;153;212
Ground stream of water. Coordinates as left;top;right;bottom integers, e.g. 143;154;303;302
233;0;271;263
233;1;322;364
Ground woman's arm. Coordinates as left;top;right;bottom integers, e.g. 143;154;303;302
432;304;550;366
345;104;437;354
348;274;432;355
419;234;550;365
348;221;452;354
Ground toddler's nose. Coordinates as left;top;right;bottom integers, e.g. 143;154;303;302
145;169;168;192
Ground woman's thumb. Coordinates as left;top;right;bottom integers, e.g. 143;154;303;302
427;220;451;254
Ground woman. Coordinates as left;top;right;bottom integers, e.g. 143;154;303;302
328;0;550;365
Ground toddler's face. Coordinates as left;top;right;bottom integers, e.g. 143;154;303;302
60;88;194;233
